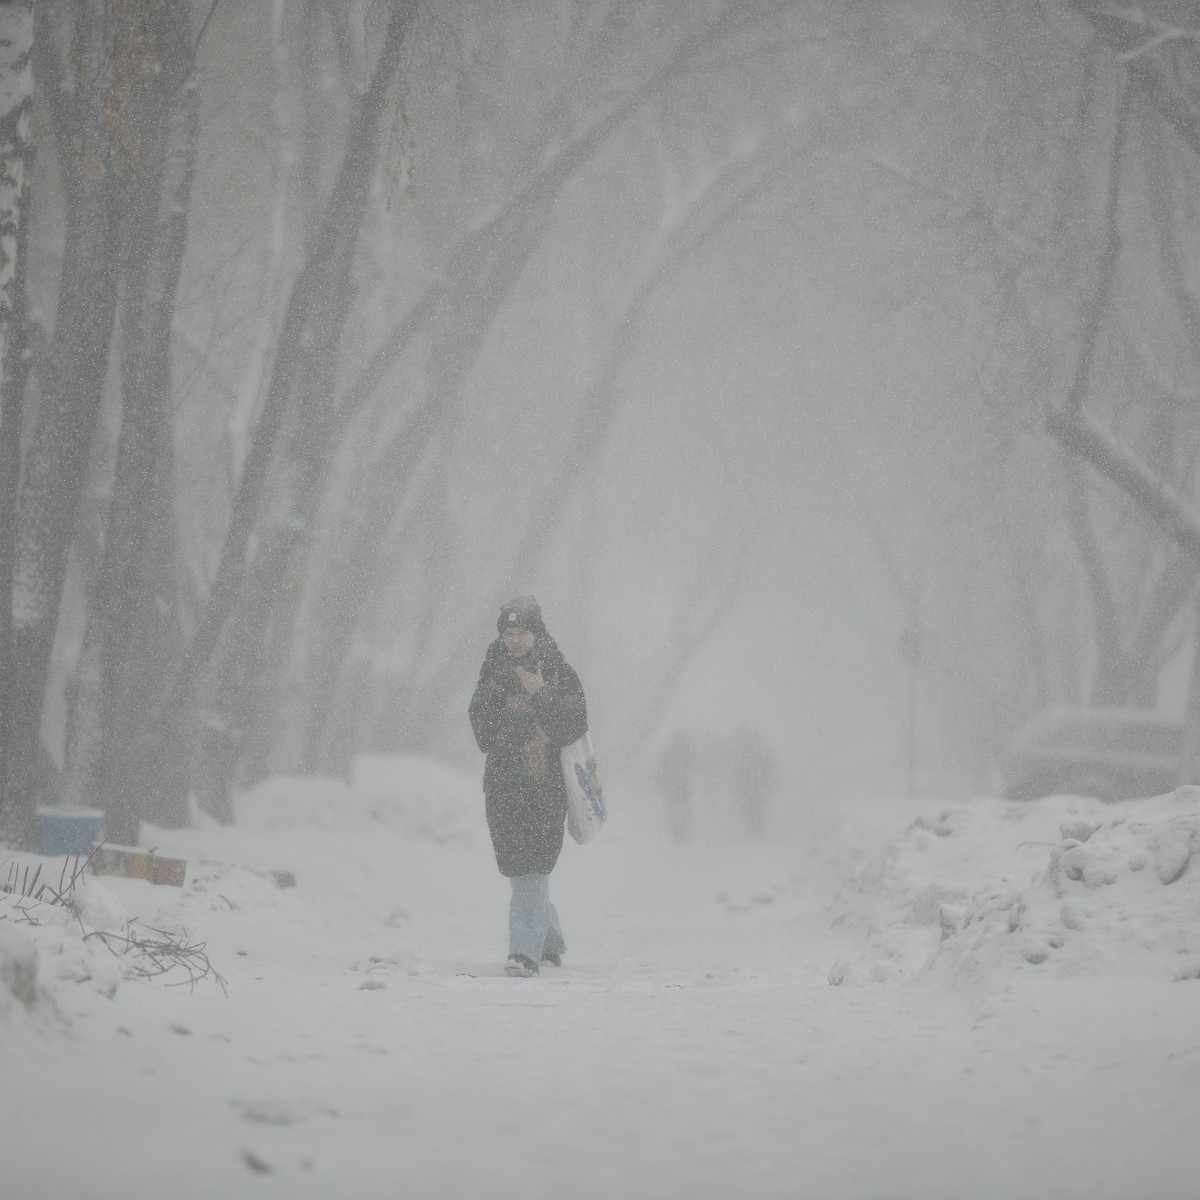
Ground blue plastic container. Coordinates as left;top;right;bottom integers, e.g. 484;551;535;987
35;806;106;856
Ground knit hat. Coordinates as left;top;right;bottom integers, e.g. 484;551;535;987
497;595;545;636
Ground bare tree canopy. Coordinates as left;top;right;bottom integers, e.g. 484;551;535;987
2;0;1200;843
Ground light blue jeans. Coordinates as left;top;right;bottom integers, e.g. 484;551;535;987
509;872;566;963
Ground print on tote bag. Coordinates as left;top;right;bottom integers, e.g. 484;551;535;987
562;732;606;844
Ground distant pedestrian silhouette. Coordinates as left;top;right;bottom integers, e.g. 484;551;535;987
656;731;696;843
729;726;777;838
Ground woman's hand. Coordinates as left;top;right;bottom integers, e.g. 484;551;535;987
514;662;545;695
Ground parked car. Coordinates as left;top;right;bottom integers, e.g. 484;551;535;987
1001;705;1183;802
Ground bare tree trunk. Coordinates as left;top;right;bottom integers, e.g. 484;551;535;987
1050;403;1200;762
0;0;32;352
0;0;34;829
143;0;398;744
1179;594;1200;788
1054;82;1133;705
395;119;822;761
311;210;554;763
229;0;312;476
2;1;122;847
326;105;817;766
191;0;417;818
1068;2;1200;160
1064;457;1125;703
289;186;558;774
1048;409;1200;569
61;2;199;843
292;0;794;706
296;401;443;774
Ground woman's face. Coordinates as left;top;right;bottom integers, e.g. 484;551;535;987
502;626;536;659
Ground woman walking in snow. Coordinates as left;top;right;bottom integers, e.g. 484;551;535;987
469;596;589;976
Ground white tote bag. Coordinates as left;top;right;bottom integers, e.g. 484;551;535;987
561;731;607;844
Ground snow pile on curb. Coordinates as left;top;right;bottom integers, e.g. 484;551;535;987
929;788;1200;985
0;924;40;1017
826;789;1200;987
825;794;1088;985
1;872;131;1034
3;756;485;1040
175;860;290;915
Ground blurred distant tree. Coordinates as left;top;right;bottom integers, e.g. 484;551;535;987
799;2;1200;785
186;0;418;820
60;0;200;844
281;1;807;774
1045;3;1200;717
18;0;1200;836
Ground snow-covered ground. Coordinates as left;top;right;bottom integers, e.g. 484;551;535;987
4;758;1200;1199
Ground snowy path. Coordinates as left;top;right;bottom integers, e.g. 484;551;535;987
6;773;1200;1199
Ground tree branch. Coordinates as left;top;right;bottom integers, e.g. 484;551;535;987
1066;81;1131;415
1047;406;1200;567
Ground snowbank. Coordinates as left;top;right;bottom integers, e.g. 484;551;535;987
0;869;125;1033
12;761;1200;1061
930;788;1200;984
827;787;1200;988
2;757;485;1044
5;762;1200;1199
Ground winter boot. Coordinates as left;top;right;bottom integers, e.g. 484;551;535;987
504;953;539;977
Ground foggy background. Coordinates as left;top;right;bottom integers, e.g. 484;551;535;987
2;0;1199;846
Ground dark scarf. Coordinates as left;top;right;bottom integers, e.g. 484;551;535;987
479;634;564;781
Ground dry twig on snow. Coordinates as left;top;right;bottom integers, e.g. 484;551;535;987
81;922;229;996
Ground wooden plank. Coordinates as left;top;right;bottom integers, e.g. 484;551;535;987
89;844;187;888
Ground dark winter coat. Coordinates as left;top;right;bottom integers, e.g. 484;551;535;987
468;634;588;877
